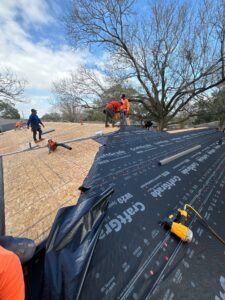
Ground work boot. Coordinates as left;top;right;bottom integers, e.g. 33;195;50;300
34;140;38;143
105;124;110;128
39;138;45;141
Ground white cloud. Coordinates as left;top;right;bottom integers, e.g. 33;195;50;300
0;0;88;97
0;0;53;26
16;95;52;118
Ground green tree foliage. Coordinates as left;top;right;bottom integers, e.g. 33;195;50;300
0;102;20;119
213;88;225;128
84;110;105;122
85;84;142;122
193;100;215;124
193;86;225;128
99;84;138;105
41;112;62;122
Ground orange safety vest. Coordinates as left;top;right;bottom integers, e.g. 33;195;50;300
0;246;25;300
106;101;121;112
120;98;129;112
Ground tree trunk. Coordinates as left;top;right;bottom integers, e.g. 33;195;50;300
157;118;167;131
219;117;225;131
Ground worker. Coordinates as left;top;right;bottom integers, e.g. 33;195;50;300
103;100;121;127
27;109;45;143
0;245;25;299
15;120;23;130
144;120;153;130
120;94;130;126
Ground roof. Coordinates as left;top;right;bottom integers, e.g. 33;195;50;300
1;122;117;243
2;124;225;299
42;126;225;300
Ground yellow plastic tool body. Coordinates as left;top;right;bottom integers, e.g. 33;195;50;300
171;222;193;242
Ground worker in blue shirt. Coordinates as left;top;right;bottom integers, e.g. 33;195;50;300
27;109;45;143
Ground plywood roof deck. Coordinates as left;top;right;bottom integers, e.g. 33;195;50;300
1;122;117;243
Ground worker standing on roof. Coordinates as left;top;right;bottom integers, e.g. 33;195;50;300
103;100;121;127
0;246;25;299
120;94;130;126
27;109;45;143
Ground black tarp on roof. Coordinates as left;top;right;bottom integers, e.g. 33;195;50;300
31;126;225;299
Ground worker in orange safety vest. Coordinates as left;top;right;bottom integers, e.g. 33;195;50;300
15;121;23;129
0;246;25;300
120;94;130;126
103;100;121;127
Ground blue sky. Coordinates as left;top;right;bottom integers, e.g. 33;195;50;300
0;0;90;117
0;0;149;118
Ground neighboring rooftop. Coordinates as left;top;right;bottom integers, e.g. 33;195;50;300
0;118;19;133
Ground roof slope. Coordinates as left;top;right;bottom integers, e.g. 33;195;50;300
1;122;116;243
71;126;225;300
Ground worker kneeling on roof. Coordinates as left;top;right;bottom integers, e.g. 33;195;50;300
15;120;23;130
103;100;121;127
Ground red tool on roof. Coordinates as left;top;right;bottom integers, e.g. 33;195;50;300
47;139;72;153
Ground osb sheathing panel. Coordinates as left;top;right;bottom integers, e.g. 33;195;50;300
0;122;116;155
2;123;117;243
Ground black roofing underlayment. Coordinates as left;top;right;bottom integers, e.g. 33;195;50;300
43;126;225;300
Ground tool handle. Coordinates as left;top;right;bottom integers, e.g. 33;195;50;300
177;215;187;224
58;143;72;150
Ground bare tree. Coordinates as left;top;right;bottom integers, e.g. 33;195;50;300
53;67;110;110
0;69;26;104
59;99;84;122
52;68;108;121
52;65;130;121
66;0;225;130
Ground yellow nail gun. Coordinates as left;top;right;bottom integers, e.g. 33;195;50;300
160;208;193;242
161;204;225;245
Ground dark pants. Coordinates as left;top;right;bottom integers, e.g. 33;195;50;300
120;111;127;126
32;125;42;141
105;108;115;126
